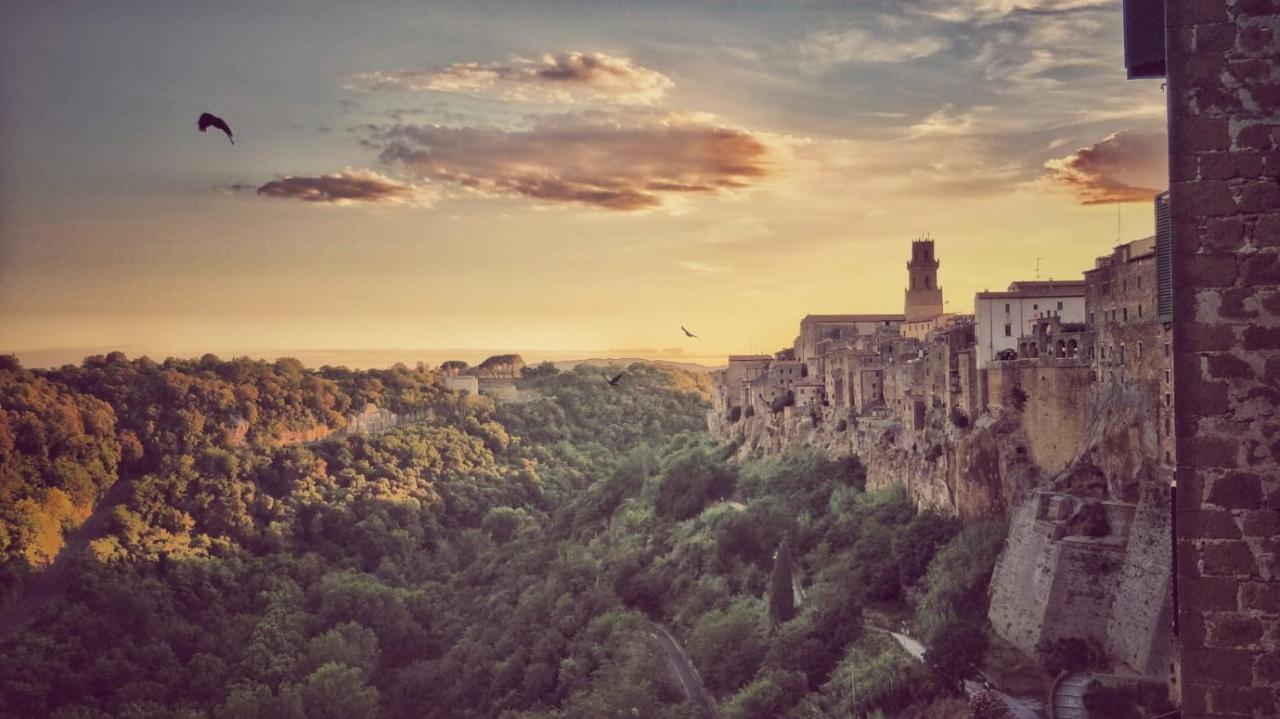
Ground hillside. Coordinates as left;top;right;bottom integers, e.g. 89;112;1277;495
0;356;1007;718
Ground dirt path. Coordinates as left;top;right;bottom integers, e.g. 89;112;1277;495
0;478;134;640
651;622;718;719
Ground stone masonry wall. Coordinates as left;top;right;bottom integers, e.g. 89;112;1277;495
1167;1;1280;715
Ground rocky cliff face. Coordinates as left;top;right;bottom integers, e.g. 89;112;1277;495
709;368;1173;678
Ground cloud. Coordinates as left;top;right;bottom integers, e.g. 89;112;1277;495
1043;129;1168;204
345;51;673;105
371;111;772;211
676;260;733;275
255;169;437;207
214;182;255;194
801;22;947;65
909;0;1110;22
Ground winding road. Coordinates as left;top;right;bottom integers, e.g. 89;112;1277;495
651;623;718;719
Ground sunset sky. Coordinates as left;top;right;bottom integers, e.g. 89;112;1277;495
0;0;1169;368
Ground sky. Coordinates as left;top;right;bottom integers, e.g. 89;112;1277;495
0;0;1170;368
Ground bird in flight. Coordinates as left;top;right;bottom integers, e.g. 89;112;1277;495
681;326;698;338
197;112;234;144
604;372;624;387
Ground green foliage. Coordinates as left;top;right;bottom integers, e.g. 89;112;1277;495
0;349;999;719
721;668;806;719
924;619;988;692
687;600;769;695
916;519;1008;640
654;441;734;520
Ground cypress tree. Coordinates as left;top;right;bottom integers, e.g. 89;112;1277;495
769;540;796;625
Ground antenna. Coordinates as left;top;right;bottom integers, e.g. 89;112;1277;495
1117;202;1122;242
1035;257;1044;280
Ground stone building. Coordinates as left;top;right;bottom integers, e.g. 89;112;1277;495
1084;232;1175;470
442;375;479;395
974;280;1088;368
796;314;903;375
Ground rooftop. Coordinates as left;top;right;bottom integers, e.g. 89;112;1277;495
801;313;906;324
977;280;1086;299
727;354;774;362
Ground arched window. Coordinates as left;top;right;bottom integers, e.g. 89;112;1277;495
1056;340;1066;358
1068;339;1078;357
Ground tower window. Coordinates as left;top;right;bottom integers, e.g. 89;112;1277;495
1057;301;1063;310
1004;324;1012;337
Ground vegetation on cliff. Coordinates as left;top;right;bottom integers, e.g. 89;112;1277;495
0;356;1006;718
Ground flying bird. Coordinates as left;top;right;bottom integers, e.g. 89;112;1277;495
681;326;698;338
197;112;234;144
604;372;624;387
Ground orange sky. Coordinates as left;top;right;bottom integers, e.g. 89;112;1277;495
0;1;1169;368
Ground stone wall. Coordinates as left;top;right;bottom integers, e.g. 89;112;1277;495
984;362;1092;476
1166;1;1280;715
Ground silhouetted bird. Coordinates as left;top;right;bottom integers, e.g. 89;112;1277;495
604;372;624;387
198;112;234;144
681;326;698;338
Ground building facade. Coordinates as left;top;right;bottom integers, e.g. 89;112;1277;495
974;280;1087;368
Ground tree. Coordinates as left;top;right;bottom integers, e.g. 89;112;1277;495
301;663;380;719
924;619;988;693
769;541;796;625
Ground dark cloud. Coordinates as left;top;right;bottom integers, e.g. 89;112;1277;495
345;51;673;105
372;111;772;211
256;169;436;207
1044;129;1167;204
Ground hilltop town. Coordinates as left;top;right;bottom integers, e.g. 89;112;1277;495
709;193;1177;684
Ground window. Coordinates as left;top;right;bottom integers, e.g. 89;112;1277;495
1165;392;1171;407
1165;370;1171;383
1138;304;1144;318
1122;307;1129;321
1057;301;1064;310
1137;341;1143;359
1004;323;1012;337
1165;342;1171;357
1005;303;1010;312
1089;311;1095;324
1120;344;1126;365
1138;276;1143;289
1033;304;1039;310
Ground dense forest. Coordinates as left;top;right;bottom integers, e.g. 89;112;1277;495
0;355;1011;718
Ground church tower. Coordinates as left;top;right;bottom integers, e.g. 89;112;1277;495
904;238;944;322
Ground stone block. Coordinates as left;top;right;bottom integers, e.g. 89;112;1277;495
1202;540;1260;575
1206;613;1265;647
1208;472;1265;509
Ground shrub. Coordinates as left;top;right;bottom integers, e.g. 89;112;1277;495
1009;386;1027;411
969;689;1015;719
924;619;988;693
835;419;847;432
949;407;970;429
1036;637;1103;675
727;406;743;423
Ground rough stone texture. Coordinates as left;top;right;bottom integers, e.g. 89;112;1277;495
1168;1;1280;715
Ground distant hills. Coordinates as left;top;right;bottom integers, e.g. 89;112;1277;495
550;357;718;374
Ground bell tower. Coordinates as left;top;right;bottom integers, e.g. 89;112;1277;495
904;237;944;322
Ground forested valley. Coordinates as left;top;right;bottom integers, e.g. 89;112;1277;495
0;354;1009;719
